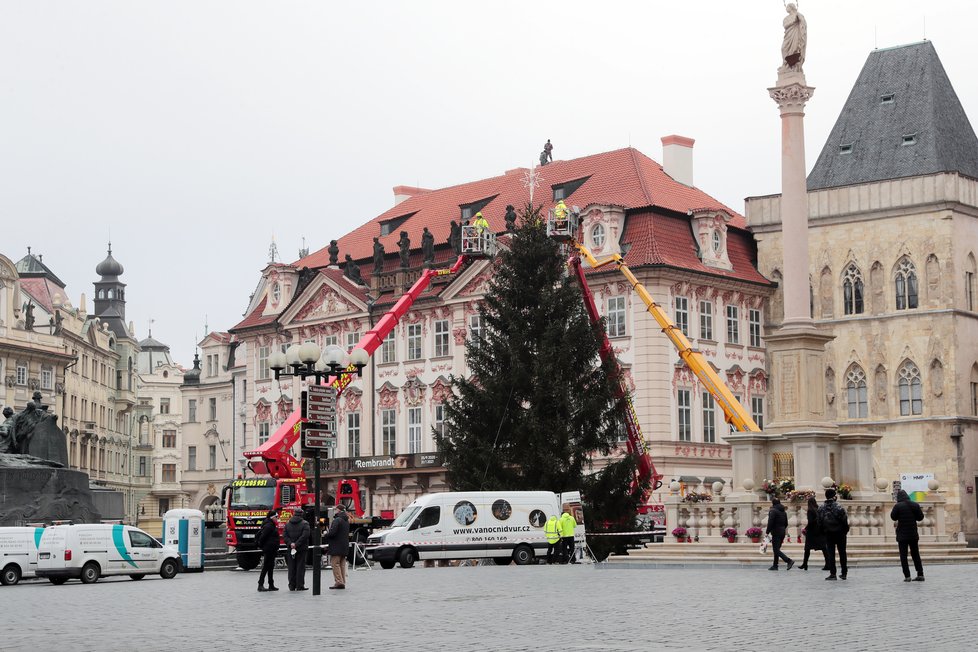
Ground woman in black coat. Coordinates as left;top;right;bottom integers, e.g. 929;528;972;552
799;496;826;570
890;490;925;581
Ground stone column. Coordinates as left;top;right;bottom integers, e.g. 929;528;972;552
838;433;883;497
722;433;769;498
785;431;836;491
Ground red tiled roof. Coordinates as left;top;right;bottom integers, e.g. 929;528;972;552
297;147;745;269
231;296;274;331
19;277;69;313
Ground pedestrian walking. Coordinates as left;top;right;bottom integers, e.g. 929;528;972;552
284;508;311;591
325;504;351;589
818;488;849;580
558;504;577;564
256;510;280;592
799;496;827;571
544;514;561;564
890;489;925;582
766;498;794;571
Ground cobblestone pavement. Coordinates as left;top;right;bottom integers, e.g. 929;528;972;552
4;561;974;651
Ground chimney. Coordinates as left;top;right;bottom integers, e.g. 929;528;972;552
661;135;695;187
393;185;432;206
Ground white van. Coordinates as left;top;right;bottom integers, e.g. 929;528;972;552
0;527;45;585
365;491;584;569
36;524;182;584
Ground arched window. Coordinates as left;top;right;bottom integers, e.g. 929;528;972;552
895;258;918;310
842;264;864;315
845;364;868;418
898;360;923;416
965;253;976;311
591;224;606;248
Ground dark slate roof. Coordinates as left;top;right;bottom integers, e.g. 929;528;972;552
15;253;67;288
138;336;169;350
807;41;978;191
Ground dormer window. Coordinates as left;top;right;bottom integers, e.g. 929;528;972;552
881;93;895;104
460;196;496;221
271;282;281;305
712;230;722;253
839;143;853;154
380;214;412;236
552;176;590;202
902;134;917;146
591;224;606;248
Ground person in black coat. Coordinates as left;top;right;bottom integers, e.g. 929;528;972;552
818;488;850;580
799;496;827;570
256;510;280;592
284;510;311;591
325;504;351;589
766;498;794;571
891;489;925;581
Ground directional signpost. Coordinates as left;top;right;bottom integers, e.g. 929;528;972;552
303;385;338;451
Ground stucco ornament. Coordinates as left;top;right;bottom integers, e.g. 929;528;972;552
779;3;807;72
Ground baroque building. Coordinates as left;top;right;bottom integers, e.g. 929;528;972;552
746;42;978;542
231;143;773;516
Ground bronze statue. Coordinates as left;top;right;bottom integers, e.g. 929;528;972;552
343;254;364;285
24;301;35;330
505;205;517;232
0;407;14;454
373;237;385;273
398;231;411;269
328;240;340;266
448;221;461;256
421;227;435;266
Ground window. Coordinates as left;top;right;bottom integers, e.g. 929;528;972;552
323;334;338;348
469;314;483;349
271;282;281;305
591;224;606;248
381;409;396;455
675;297;689;336
748;309;762;347
162;464;176;483
607;296;626;337
160;398;170;414
129;530;156;549
712;230;722;252
209;397;217;421
408;407;422;453
158;498;170;517
346;331;361;352
380;215;410;236
551;176;589;201
41;368;53;390
434;320;450;357
258;422;270;445
972;381;978;417
347;412;361;457
163;430;176;448
258;346;270;380
843;264;864;315
839;143;854;154
188;446;197;471
772;452;795;482
677;389;691;442
881;93;894;104
188;399;197;422
726;305;739;344
751;396;764;430
967;271;976;311
846;366;868;418
138;456;147;477
434;403;445;438
209;445;217;470
702;392;716;443
16;363;27;386
699;300;713;340
902;133;917;146
895;258;919;310
381;331;396;363
898;361;923;416
407;324;422;360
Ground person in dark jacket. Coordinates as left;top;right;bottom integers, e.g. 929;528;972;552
891;489;925;581
765;498;794;570
818;488;849;580
325;504;351;589
283;509;311;591
799;496;827;570
256;510;280;592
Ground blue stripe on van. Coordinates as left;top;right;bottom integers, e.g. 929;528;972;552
112;524;138;568
178;519;189;567
34;528;43;549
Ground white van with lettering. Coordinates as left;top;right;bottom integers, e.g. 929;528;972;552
0;527;45;585
36;524;181;584
365;491;584;569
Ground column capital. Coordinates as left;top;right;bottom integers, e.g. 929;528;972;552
768;83;815;114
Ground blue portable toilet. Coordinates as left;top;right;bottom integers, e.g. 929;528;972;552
162;508;205;572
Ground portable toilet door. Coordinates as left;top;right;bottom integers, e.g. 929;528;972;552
162;509;206;572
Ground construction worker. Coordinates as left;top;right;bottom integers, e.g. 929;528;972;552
554;199;569;224
472;211;489;233
558;503;577;564
544;514;561;564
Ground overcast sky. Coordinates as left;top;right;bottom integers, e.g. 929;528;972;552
2;1;976;367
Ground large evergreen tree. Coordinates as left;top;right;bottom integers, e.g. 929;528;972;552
435;206;645;545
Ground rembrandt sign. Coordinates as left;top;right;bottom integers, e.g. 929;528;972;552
313;453;445;474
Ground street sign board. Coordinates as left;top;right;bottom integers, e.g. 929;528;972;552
306;385;337;422
303;424;337;449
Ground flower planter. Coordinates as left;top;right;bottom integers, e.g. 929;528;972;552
727;537;737;543
750;537;761;544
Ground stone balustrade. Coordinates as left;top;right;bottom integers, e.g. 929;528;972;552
664;493;949;543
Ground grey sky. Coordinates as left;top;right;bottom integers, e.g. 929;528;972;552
2;1;975;367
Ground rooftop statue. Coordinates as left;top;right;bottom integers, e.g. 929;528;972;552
780;3;807;73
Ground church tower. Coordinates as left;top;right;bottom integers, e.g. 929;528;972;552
92;243;129;338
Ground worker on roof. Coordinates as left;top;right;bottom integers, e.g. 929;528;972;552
554;199;569;223
472;211;489;234
544;514;561;564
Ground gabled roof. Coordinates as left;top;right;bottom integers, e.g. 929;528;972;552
20;277;70;314
298;147;744;268
16;252;67;288
808;41;978;190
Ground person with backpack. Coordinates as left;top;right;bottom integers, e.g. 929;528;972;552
890;489;925;582
765;498;794;571
818;487;849;580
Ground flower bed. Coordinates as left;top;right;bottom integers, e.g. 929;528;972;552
786;489;815;502
682;492;713;504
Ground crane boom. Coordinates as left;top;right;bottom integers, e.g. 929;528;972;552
243;254;470;478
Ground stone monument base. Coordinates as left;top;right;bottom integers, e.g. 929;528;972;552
0;466;102;526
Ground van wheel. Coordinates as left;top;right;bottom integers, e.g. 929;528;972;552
398;547;417;569
379;560;396;570
1;564;22;586
236;552;260;571
512;544;535;566
129;574;146;581
493;557;511;566
49;577;68;585
80;562;101;584
160;559;179;579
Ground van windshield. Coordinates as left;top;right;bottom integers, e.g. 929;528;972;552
391;506;421;528
231;486;276;510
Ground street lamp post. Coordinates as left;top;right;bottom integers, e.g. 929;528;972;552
268;343;369;597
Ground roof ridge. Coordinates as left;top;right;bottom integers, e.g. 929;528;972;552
628;147;655;205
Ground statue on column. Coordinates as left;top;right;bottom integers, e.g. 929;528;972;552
397;231;411;269
779;3;807;72
327;240;340;266
448;221;461;256
421;227;435;266
372;237;385;273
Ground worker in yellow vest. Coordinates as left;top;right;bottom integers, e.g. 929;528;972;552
558;503;577;564
544;514;561;564
472;211;489;233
